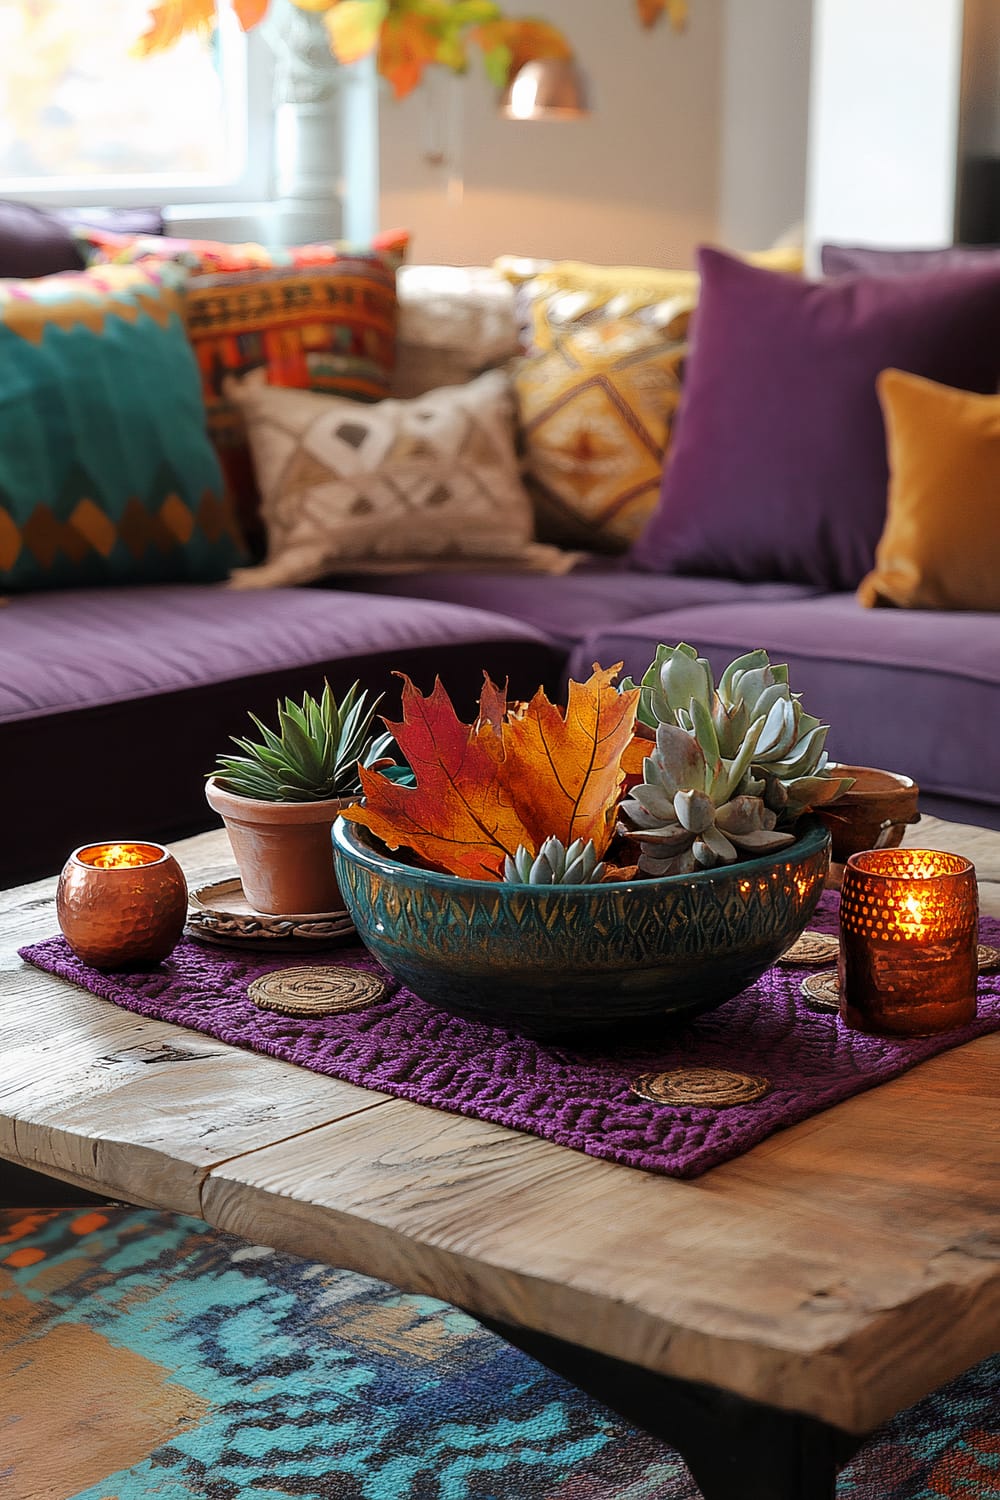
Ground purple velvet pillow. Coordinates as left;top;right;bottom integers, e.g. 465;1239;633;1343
0;200;84;278
822;242;1000;277
630;247;1000;590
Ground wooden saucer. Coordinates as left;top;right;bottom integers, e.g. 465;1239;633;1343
187;877;355;950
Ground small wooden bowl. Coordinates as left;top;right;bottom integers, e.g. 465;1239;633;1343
817;766;920;865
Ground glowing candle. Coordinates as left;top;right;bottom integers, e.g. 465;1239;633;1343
838;849;978;1036
57;842;187;971
86;843;154;870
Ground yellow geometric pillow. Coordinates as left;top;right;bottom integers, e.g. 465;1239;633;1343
495;246;803;352
513;319;685;552
857;368;1000;611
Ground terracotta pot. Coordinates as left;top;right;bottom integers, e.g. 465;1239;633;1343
816;766;920;864
205;778;351;915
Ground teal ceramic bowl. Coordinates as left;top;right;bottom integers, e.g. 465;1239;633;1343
332;818;831;1039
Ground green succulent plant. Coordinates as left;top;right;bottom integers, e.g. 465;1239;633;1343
503;837;606;885
618;719;797;876
212;680;393;803
623;643;852;823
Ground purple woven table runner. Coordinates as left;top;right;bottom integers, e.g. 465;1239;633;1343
20;894;1000;1178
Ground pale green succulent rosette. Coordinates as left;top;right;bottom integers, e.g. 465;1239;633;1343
504;836;606;885
618;720;798;877
622;643;853;828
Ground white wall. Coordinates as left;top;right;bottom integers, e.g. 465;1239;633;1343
806;0;965;254
378;0;726;269
717;0;812;250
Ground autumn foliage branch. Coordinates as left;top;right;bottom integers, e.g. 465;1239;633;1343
136;1;688;101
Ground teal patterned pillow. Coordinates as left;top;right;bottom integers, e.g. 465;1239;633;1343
0;264;245;592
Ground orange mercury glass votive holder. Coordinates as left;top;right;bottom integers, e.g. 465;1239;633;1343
838;848;978;1036
56;842;188;970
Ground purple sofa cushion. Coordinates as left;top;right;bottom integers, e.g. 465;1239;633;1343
630;247;1000;591
0;199;84;278
0;585;563;886
337;565;821;649
57;207;165;238
575;595;1000;813
822;243;1000;277
0;203;163;282
0;586;559;723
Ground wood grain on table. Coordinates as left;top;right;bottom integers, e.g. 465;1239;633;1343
1;821;998;1436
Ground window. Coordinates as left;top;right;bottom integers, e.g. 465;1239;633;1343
0;0;271;205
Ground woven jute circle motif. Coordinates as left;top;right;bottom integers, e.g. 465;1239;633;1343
631;1067;770;1108
248;966;386;1017
800;969;841;1013
776;931;839;967
978;944;1000;973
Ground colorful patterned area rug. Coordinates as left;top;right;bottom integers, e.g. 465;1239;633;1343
19;896;1000;1179
1;1207;997;1500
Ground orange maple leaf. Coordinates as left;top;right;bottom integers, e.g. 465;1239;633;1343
344;667;638;880
472;17;572;77
621;724;654;787
636;0;688;30
134;0;215;55
501;665;639;860
378;12;443;99
346;676;527;879
233;0;271;29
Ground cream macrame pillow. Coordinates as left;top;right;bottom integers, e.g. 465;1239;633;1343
228;370;575;587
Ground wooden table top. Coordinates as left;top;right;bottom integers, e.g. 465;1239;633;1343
1;817;998;1436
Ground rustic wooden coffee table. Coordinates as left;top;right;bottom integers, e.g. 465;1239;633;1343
2;818;998;1500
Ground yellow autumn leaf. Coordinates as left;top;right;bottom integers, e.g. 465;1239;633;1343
324;0;389;61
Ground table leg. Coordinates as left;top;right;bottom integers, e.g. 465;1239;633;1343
480;1317;866;1500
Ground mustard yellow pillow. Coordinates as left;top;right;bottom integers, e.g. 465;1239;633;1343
513;318;685;552
858;368;1000;611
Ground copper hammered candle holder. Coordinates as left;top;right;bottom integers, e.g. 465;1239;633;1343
56;842;188;970
838;849;978;1036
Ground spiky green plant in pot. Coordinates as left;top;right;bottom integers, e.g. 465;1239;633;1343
212;681;393;802
206;680;395;917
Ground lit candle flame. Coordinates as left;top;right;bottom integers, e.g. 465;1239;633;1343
897;892;927;936
89;844;150;869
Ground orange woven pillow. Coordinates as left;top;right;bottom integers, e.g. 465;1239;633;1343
77;226;410;274
858;368;1000;611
